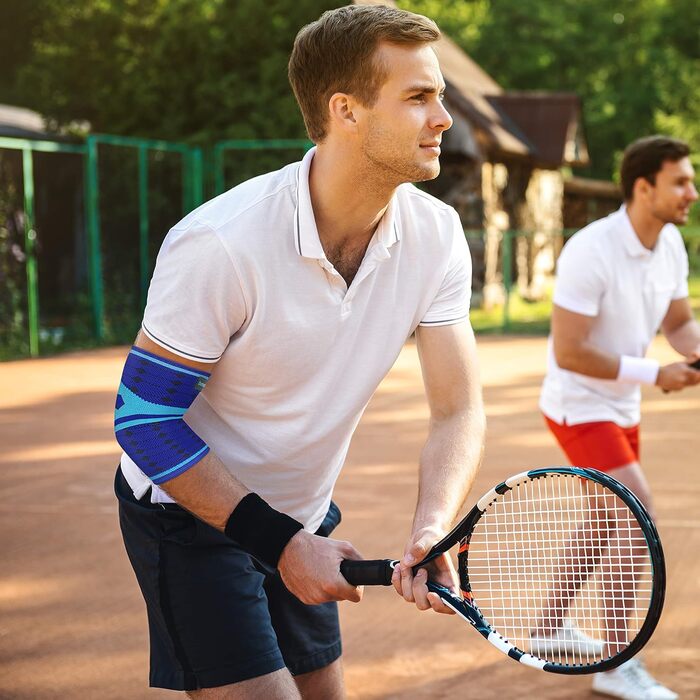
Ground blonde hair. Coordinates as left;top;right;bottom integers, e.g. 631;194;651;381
288;4;440;143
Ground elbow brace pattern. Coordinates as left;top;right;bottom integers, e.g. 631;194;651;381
115;346;211;484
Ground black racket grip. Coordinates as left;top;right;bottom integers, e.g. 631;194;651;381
340;559;398;586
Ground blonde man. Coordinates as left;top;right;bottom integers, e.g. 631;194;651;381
115;5;485;699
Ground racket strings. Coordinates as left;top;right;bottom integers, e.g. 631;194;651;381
464;474;652;667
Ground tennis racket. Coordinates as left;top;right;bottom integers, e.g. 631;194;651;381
340;467;665;675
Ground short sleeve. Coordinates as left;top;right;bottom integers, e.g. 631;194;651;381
552;235;606;317
141;221;246;362
419;211;472;327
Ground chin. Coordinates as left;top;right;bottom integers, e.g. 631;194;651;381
411;163;441;183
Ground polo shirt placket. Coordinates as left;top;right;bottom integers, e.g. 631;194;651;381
293;166;400;318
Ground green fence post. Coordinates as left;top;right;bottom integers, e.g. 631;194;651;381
190;147;204;207
182;151;191;214
84;136;105;341
201;146;216;201
138;145;149;309
213;145;225;195
502;230;513;332
22;148;39;357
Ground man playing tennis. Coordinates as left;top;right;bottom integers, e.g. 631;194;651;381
113;5;485;699
537;136;699;699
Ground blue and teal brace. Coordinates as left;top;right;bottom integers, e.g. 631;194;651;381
114;346;211;485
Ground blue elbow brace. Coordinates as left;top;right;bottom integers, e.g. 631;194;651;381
115;346;211;484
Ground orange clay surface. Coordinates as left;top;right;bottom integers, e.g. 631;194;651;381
0;335;698;699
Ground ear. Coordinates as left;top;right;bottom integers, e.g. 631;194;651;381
633;176;653;201
328;92;360;135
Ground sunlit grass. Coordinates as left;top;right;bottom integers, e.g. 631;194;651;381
473;274;700;335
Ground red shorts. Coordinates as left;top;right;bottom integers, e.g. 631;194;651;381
543;415;640;472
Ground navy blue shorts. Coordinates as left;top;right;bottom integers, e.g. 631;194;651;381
115;467;342;691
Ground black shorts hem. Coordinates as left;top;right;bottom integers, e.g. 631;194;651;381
287;640;342;677
150;649;286;691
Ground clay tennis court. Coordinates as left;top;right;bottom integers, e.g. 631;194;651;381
1;335;698;699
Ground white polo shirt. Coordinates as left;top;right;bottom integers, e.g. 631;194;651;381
120;147;472;530
540;207;688;427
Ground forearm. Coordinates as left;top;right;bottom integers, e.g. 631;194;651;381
413;406;485;535
158;451;250;531
554;341;620;379
664;319;700;357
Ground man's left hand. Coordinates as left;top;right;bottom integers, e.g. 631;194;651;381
391;526;458;614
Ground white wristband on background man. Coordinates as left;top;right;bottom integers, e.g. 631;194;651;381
617;356;660;385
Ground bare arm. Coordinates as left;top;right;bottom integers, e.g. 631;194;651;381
133;332;251;528
393;321;486;612
660;297;700;357
413;321;485;534
551;304;618;378
126;332;362;604
552;304;700;392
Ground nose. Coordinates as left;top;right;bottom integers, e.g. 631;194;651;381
689;182;699;202
430;99;453;133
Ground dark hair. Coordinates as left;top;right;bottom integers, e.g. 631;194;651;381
620;135;690;201
288;4;440;143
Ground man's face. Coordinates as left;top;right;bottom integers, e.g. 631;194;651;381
357;42;453;184
646;157;698;225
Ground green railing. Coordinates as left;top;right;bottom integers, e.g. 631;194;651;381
213;139;311;195
84;134;204;341
0;136;86;356
471;226;700;334
2;131;699;358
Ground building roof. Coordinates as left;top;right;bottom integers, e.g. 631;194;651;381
0;104;48;139
564;176;620;199
487;93;590;168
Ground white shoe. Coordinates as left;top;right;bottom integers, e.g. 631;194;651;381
592;658;678;700
529;618;604;657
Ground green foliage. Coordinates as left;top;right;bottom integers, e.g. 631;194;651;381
400;0;700;182
0;151;29;358
5;0;339;144
5;0;698;179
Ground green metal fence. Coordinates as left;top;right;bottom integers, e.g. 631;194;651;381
0;135;312;359
0;133;206;357
470;226;700;335
213;139;311;195
84;134;205;342
0;136;85;357
2;132;699;359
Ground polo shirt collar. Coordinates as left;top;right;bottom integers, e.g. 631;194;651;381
293;146;400;260
618;205;653;258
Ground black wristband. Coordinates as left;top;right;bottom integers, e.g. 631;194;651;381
224;493;304;569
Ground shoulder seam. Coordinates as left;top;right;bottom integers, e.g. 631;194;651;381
171;178;297;234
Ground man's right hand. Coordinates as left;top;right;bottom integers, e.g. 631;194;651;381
278;530;364;605
656;361;700;392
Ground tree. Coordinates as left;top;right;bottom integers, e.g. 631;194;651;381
4;0;338;143
400;0;697;182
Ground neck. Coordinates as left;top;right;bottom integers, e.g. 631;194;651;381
309;142;397;247
625;202;665;250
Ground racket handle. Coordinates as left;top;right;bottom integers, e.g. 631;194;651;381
340;559;398;586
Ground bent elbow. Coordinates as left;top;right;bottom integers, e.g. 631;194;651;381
553;345;578;372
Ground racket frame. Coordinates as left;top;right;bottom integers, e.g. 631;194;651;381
340;466;666;675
